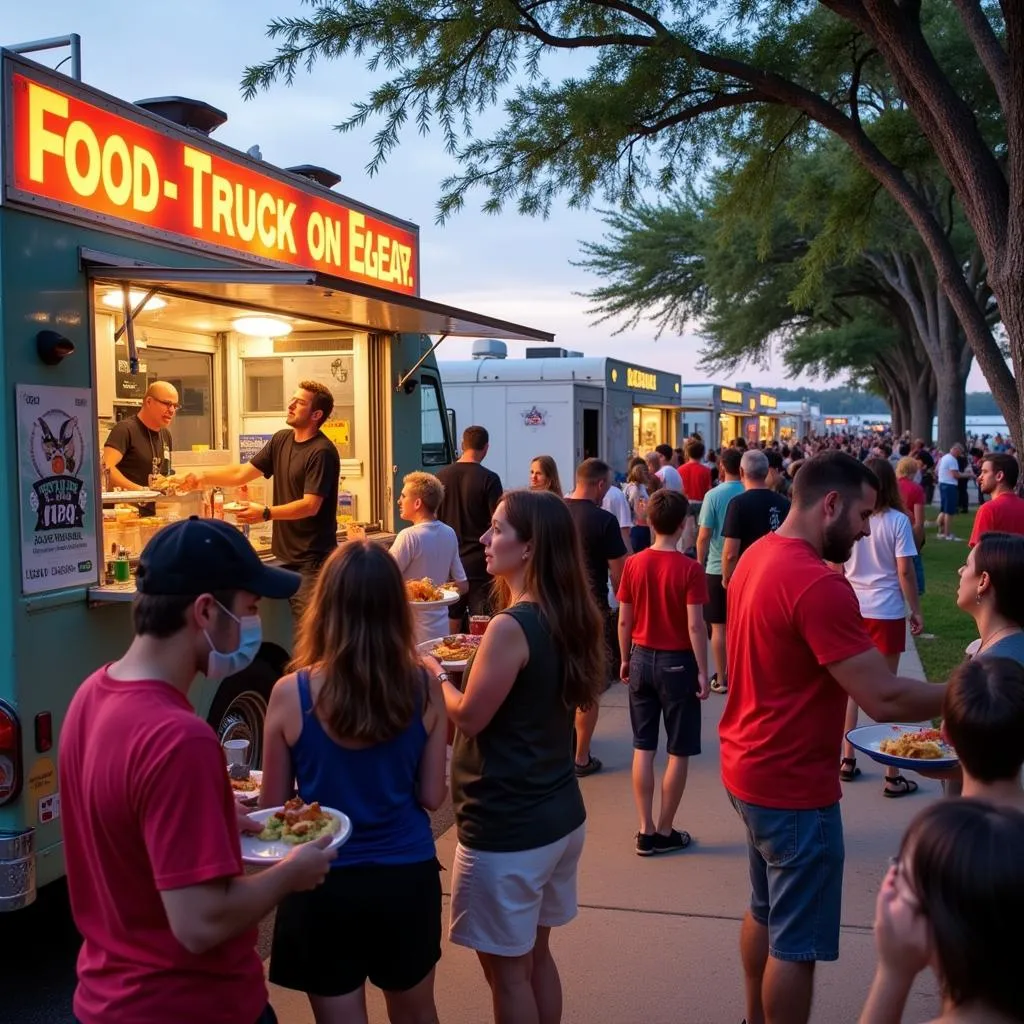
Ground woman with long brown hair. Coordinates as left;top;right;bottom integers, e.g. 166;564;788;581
442;488;604;1022
528;454;563;496
260;541;448;1024
838;457;924;797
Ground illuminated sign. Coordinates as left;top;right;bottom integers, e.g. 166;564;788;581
626;367;657;391
759;393;777;409
7;74;417;295
720;388;743;405
825;417;849;426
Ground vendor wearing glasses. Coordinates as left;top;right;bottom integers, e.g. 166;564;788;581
102;380;179;491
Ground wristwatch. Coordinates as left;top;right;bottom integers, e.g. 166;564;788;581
435;671;450;684
262;505;272;522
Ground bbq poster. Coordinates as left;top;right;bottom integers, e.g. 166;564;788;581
16;385;99;594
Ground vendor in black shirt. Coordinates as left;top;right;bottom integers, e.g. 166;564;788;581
103;381;179;490
720;449;791;588
436;425;504;631
184;380;340;622
565;458;628;778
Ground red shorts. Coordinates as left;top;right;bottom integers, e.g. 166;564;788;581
862;617;906;657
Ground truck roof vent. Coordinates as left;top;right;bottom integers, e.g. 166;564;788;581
134;96;228;135
471;339;507;360
286;164;342;189
527;347;573;359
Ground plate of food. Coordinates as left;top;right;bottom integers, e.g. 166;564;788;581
417;633;483;670
846;724;959;772
228;767;262;802
240;798;352;864
405;578;460;608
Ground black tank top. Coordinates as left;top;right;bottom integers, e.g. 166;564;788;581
450;602;586;851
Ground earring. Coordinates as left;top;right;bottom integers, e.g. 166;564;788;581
976;591;983;605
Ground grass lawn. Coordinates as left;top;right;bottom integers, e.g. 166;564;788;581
915;508;977;682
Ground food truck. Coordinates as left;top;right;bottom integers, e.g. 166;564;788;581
680;384;779;450
0;48;552;910
441;343;682;486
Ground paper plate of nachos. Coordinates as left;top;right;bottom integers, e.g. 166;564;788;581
240;798;352;864
846;724;959;772
405;578;461;609
417;633;483;670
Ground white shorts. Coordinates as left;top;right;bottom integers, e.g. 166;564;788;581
448;823;586;957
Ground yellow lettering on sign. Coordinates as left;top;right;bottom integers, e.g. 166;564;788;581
760;393;777;409
720;388;743;404
626;367;657;391
183;146;211;229
28;82;67;183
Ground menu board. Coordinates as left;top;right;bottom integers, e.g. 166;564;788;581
16;384;100;594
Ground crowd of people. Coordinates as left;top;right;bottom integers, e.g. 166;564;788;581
55;420;1024;1024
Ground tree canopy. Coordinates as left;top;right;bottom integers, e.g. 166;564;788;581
242;0;1023;442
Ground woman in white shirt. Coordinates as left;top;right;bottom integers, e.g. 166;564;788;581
838;458;924;797
390;472;469;643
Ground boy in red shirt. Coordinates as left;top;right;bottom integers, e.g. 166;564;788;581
721;452;945;1024
969;453;1024;546
60;518;337;1024
617;490;709;856
679;437;713;507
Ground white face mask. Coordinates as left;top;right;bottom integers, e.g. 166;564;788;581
203;600;262;680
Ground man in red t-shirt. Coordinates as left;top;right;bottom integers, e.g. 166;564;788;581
679;438;713;508
617;490;709;857
60;519;337;1024
721;451;945;1024
969;453;1024;547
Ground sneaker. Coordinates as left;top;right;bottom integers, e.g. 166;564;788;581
653;829;692;854
710;677;728;694
574;755;603;778
635;832;656;856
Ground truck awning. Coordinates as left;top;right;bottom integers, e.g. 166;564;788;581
85;264;554;342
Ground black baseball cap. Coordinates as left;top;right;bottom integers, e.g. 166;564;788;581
136;516;301;599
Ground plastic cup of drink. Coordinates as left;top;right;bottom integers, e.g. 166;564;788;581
469;616;490;636
223;739;250;766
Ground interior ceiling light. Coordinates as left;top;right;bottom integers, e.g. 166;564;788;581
232;316;293;338
100;289;167;311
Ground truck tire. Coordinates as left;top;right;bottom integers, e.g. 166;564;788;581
206;646;287;768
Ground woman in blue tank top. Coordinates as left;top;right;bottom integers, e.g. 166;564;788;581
259;542;448;1024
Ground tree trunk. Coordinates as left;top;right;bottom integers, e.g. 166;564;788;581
935;377;966;451
989;272;1024;449
909;385;933;443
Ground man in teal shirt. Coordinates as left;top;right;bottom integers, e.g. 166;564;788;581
696;447;744;694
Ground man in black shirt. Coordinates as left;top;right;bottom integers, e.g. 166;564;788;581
566;458;628;777
437;425;504;632
185;380;340;623
720;449;791;588
103;380;179;490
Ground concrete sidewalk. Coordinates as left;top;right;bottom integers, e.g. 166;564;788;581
269;643;941;1023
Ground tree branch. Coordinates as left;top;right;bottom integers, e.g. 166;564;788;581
951;0;1010;112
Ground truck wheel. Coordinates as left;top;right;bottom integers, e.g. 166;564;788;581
206;652;282;768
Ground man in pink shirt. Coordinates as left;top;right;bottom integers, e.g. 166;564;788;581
60;517;337;1024
969;453;1024;547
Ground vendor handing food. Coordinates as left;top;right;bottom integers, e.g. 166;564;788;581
102;380;179;491
181;380;340;622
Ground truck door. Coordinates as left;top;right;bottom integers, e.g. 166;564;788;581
575;393;602;463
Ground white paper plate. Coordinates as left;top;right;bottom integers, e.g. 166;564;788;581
229;768;262;802
240;805;352;864
408;588;460;610
102;490;161;502
846;724;958;772
416;634;482;670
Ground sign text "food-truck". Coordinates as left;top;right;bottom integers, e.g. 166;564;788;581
10;76;418;295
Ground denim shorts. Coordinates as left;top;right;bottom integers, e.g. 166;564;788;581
727;794;844;962
628;646;701;757
939;483;958;515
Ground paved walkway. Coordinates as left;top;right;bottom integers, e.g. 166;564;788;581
269;640;941;1023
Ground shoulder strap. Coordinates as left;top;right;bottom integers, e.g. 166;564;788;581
297;669;314;715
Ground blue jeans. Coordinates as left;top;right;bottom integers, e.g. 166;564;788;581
727;794;844;962
939;483;958;516
627;646;701;756
912;553;925;596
